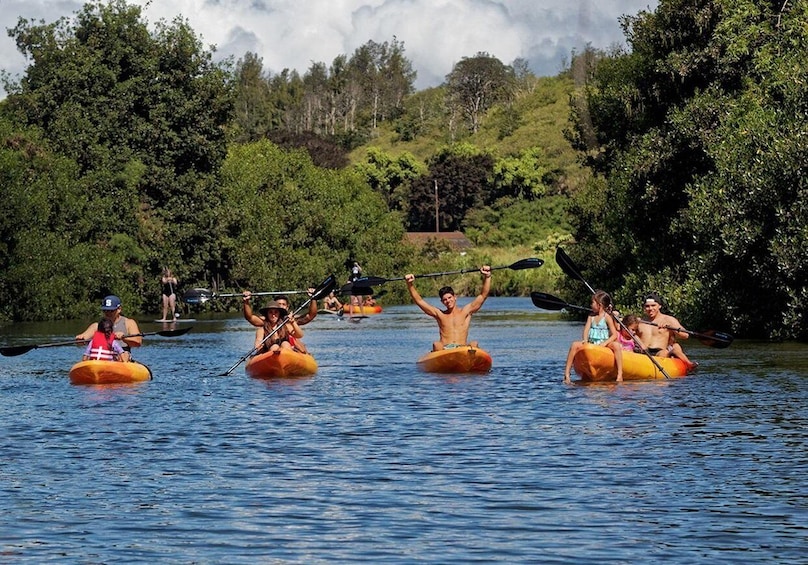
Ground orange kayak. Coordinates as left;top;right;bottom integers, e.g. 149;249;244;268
573;343;694;382
245;349;318;378
341;305;382;315
69;360;152;385
417;346;492;374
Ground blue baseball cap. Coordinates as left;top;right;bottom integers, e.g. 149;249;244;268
101;295;122;310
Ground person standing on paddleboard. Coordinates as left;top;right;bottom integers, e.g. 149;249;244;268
160;268;179;322
405;265;491;352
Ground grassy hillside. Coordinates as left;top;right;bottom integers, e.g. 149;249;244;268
350;74;587;193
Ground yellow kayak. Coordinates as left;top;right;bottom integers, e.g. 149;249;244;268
573;343;693;382
342;304;382;315
417;346;492;374
69;360;152;385
245;349;318;379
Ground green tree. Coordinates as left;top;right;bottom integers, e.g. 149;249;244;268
353;147;424;213
407;144;495;231
4;0;234;303
446;52;514;134
0;115;144;321
566;0;808;339
491;147;551;200
217;140;410;291
232;52;274;142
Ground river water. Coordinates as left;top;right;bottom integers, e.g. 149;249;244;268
0;297;805;563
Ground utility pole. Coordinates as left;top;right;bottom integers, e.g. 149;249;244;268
434;180;439;233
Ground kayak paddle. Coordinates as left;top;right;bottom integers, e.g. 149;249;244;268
0;327;192;357
640;321;734;349
353;258;544;287
530;291;591;313
183;287;307;304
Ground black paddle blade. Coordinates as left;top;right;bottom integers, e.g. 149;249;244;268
0;344;36;357
697;330;734;349
530;292;567;311
350;285;374;296
530;292;591;312
183;288;213;304
508;258;544;270
555;247;585;282
311;274;337;300
1;337;86;357
338;282;375;296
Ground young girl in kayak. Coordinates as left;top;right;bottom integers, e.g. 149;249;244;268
617;314;643;352
563;290;623;383
83;318;129;362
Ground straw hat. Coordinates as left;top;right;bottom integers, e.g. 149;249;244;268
259;300;288;318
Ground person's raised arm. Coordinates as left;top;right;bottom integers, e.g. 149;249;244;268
296;288;318;325
242;291;264;327
405;274;440;318
464;265;492;314
287;318;304;338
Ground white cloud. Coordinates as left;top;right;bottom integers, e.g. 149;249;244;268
0;0;658;97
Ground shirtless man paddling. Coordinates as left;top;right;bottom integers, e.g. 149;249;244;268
405;266;492;352
636;292;689;356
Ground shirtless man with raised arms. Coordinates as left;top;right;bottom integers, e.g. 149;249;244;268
405;265;492;351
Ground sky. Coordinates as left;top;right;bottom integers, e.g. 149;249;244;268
0;0;658;98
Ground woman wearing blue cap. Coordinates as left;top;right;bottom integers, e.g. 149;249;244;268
75;295;143;353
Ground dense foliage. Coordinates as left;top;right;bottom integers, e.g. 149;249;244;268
566;0;808;339
0;1;408;321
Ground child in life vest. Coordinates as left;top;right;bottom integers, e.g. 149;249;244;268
83;318;129;362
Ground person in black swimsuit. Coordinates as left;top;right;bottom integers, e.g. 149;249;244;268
160;268;178;321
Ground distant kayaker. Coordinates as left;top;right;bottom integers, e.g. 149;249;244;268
323;291;343;313
82;318;129;362
347;262;363;316
349;261;362;282
563;290;623;383
636;292;691;361
405;265;492;352
76;295;142;353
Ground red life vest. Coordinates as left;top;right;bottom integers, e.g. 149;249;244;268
88;331;118;361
